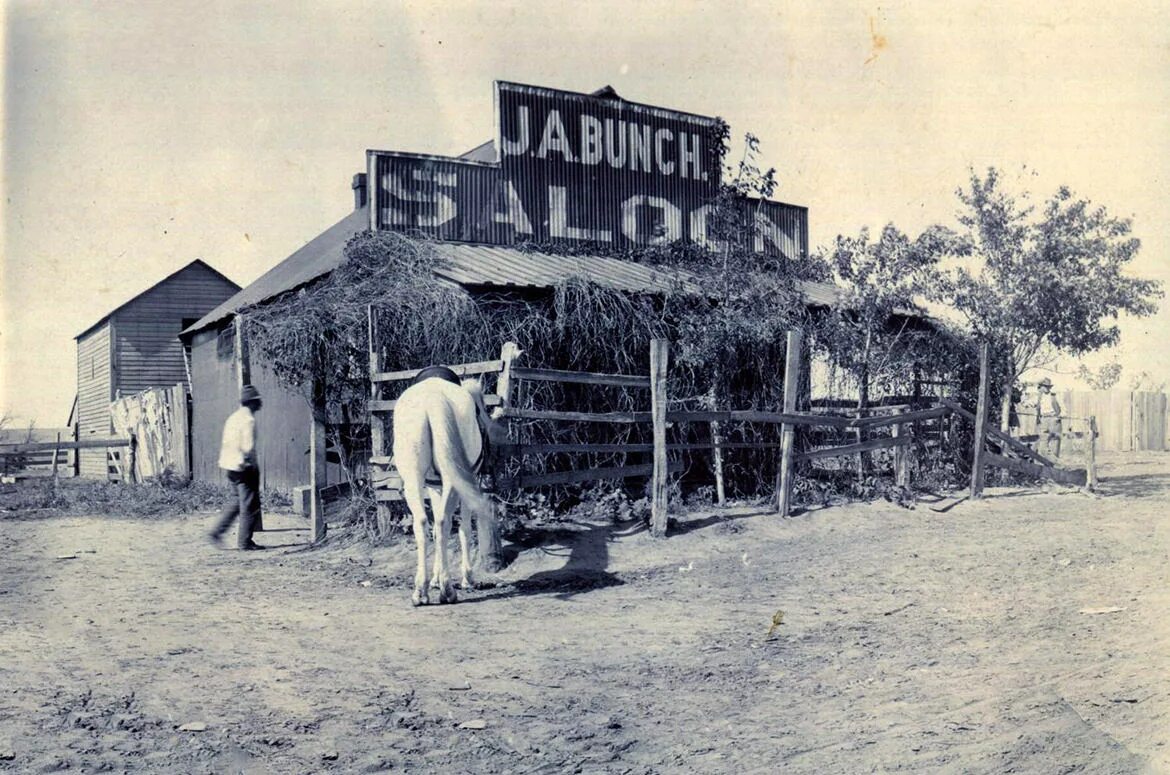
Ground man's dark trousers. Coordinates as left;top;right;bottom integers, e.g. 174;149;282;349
212;467;261;548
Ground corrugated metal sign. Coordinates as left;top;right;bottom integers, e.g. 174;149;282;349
369;81;808;260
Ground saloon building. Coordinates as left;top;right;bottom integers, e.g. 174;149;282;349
181;82;825;494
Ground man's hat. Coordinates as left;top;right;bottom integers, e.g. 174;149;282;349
1037;377;1053;388
240;384;262;403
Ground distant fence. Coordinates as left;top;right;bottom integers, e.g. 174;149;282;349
1017;390;1167;452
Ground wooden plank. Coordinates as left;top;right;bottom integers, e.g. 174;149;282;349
795;433;909;462
370;394;502;412
940;398;1055;467
970;342;991;499
668;409;853;428
310;391;327;544
500;407;649;424
367;305;391;536
0;437;132;453
375;488;405;502
847;405;948;429
371;359;504;383
502;460;685;490
499;442;653;455
778;329;802;516
1087;416;1098;491
649;338;670;537
496;441;788;456
984;452;1087;487
510;366;650;388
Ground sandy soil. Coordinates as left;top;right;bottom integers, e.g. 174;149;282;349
1;453;1168;774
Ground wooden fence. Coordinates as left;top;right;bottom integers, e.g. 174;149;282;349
364;328;1094;549
110;384;192;482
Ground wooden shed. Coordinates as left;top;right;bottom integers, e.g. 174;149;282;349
74;259;240;479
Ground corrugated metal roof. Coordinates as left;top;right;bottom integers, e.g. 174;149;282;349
182;207;368;336
182;206;844;337
429;242;704;295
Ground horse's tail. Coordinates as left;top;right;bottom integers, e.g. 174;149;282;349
430;394;493;517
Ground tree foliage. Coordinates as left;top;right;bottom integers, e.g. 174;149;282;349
937;168;1161;394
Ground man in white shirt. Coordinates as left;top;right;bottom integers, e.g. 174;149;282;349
1036;377;1062;459
209;385;264;550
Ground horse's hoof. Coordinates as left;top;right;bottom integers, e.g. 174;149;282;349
412;593;428;607
438;587;459;604
460;576;476;590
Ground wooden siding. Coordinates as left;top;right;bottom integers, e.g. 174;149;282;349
76;322;113;478
189;326;316;494
113;263;239;396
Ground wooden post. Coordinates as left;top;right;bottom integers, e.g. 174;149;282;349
51;432;61;480
310;382;328;544
708;387;726;506
777;330;803;516
1087;415;1098;491
495;342;521;413
478;341;520;573
649;338;670;537
970;342;991;499
893;423;908;487
367;306;392;537
171;383;191;480
233;314;251;393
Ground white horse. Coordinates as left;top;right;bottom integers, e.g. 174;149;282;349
392;375;496;606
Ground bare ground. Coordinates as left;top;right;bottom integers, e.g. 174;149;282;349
1;453;1168;774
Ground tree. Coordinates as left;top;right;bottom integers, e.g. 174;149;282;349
1075;361;1122;390
815;223;961;408
936;167;1162;430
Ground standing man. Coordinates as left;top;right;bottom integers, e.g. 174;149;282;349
1036;376;1062;459
209;385;264;550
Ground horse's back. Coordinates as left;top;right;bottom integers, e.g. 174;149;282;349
392;378;482;473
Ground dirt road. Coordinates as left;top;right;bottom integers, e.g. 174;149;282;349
1;453;1167;773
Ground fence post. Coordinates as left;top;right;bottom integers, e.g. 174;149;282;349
893;423;909;487
495;342;521;412
777;329;803;516
650;338;670;537
1087;415;1098;491
310;382;328;544
970;342;991;499
477;341;520;573
51;432;62;480
708;387;726;506
367;306;393;536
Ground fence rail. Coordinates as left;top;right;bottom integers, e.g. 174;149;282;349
364;325;1097;541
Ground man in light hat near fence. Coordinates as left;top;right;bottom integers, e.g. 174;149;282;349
209;384;265;550
1035;376;1062;459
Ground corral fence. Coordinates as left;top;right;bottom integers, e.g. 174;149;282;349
362;321;1093;558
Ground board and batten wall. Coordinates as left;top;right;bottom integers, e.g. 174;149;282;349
189;323;316;494
76;321;114;478
75;261;240;479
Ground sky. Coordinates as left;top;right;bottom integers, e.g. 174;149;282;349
3;0;1168;426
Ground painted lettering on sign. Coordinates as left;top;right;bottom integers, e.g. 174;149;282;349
368;82;807;259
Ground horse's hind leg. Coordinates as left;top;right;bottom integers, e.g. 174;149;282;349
402;482;430;607
432;486;459;604
457;504;475;590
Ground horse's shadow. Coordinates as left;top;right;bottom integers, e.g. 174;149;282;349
458;518;647;604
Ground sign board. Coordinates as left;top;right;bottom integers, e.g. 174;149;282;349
369;82;807;258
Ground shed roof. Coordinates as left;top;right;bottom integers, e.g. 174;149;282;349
181;206;844;337
75;259;240;340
